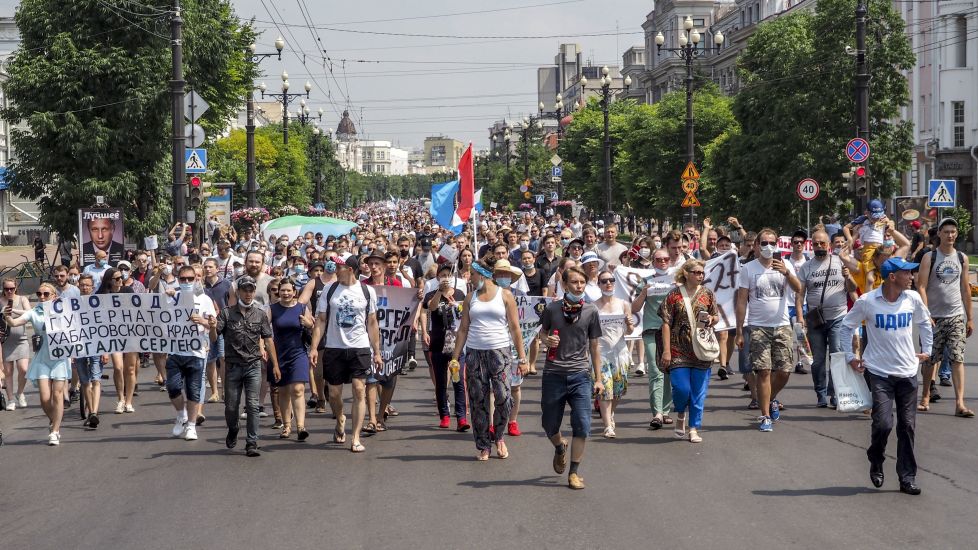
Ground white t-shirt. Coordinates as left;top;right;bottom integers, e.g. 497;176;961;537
175;293;217;359
840;288;932;378
315;282;377;349
857;221;885;245
737;258;797;327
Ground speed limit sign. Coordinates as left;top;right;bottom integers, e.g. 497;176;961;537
796;178;819;201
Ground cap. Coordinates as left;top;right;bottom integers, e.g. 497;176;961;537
880;257;919;279
308;261;325;270
868;199;885;219
491;259;524;278
117;260;132;270
236;275;258;290
337;253;359;272
909;220;922;230
938;217;958;229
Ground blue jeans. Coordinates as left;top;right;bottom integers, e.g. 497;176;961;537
541;370;593;439
224;360;262;445
938;349;952;380
807;316;843;401
165;355;206;403
76;356;103;384
670;367;711;428
207;335;224;362
737;327;752;374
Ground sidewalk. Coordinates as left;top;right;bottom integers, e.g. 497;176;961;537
0;245;59;270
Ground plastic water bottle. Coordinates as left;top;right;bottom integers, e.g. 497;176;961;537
547;330;559;361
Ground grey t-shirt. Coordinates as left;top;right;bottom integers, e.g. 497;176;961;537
540;301;602;374
797;256;847;321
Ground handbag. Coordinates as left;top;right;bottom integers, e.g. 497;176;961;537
803;257;833;329
679;286;720;362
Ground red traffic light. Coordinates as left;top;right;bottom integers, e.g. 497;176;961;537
190;176;202;188
854;166;866;177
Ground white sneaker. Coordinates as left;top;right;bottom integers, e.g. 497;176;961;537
17;393;27;407
172;418;188;437
239;411;247;420
635;364;646;376
124;404;135;413
48;432;60;446
258;408;269;418
184;425;198;441
115;401;125;414
603;426;616;439
4;400;14;411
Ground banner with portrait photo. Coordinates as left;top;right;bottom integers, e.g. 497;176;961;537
42;292;208;359
373;285;422;381
514;295;554;355
78;208;125;267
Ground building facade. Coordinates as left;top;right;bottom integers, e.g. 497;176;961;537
334;110;362;173
423;136;465;170
361;140;409;175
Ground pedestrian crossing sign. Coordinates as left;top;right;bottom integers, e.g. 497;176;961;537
185;148;207;174
927;179;955;208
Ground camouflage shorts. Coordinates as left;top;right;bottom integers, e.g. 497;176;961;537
748;325;794;372
930;315;966;365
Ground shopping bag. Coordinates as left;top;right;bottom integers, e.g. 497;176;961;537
828;352;872;413
793;323;812;370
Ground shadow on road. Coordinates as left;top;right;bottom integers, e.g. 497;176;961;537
458;476;562;489
752;486;879;497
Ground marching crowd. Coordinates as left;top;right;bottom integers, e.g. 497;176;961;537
0;197;972;493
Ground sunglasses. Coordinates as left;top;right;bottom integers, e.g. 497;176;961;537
36;291;52;298
791;240;805;245
111;276;123;282
653;257;670;262
178;276;196;283
598;278;615;284
689;270;705;276
3;287;15;292
759;241;778;247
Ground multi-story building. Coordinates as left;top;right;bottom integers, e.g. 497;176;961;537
538;43;624;112
621;46;648;103
407;149;428;175
361;140;409;175
423;136;465;170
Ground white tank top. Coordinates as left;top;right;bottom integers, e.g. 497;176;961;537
466;287;511;350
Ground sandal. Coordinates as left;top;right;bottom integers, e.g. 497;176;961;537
917;402;930;412
688;429;703;443
350;442;365;453
662;416;674;425
207;394;221;403
375;422;388;432
333;416;346;443
477;449;490;461
279;426;291;439
385;405;399;417
315;405;327;414
674;417;686;439
649;417;663;430
297;427;309;441
955;408;975;418
363;422;377;435
496;441;509;459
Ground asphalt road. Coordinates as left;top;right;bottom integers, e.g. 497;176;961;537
2;340;977;550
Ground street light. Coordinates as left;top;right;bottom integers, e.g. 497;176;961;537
244;36;285;208
582;66;630;223
655;16;724;223
311;125;328;205
262;71;312;145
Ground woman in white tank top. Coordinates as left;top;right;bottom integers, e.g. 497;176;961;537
450;259;528;461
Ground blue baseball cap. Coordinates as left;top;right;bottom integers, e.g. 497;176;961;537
868;199;885;219
880;257;919;279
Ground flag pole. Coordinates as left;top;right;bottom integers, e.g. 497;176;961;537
469;142;478;259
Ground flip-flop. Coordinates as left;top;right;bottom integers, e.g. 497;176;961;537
333;429;345;444
917;403;930;412
496;443;509;459
649;418;663;430
375;422;388;432
351;442;365;453
477;450;490;461
955;408;975;418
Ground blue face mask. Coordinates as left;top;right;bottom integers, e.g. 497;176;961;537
564;291;584;302
293;265;306;275
325;260;337;274
97;259;107;268
883;239;895;247
495;277;512;289
179;282;194;294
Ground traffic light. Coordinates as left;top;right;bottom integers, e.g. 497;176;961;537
854;165;868;196
189;176;202;209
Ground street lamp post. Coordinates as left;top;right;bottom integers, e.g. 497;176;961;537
245;38;284;208
655;16;724;223
504;125;512;170
261;70;312;146
312;126;324;205
296;103;323;127
582;67;631;223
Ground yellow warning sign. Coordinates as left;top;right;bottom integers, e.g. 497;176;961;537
681;161;700;181
681;192;701;208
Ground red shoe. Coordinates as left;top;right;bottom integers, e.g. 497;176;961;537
456;418;470;432
507;421;522;436
438;416;450;429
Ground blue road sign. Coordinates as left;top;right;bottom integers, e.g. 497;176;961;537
552;166;563;178
845;138;870;163
185;148;207;174
927;179;956;208
0;167;8;191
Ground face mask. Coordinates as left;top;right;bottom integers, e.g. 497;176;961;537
68;275;79;284
640;247;651;259
377;246;386;253
163;265;173;276
654;241;662;249
561;238;570;246
193;281;204;296
760;245;776;259
438;277;451;286
399;249;409;258
234;267;245;277
495;277;512;289
304;239;312;246
601;289;615;297
179;282;194;294
814;249;828;258
520;242;529;250
239;298;254;309
473;279;485;292
293;265;306;275
325;261;337;274
654;266;669;276
96;259;107;268
522;262;534;270
883;239;895;247
564;291;584;302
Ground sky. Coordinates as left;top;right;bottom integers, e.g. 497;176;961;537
0;0;653;150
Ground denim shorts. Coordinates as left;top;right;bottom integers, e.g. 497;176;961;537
207;335;225;362
76;356;103;384
165;355;207;403
540;370;593;439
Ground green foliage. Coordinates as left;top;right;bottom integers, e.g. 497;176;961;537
707;0;914;231
482;125;555;209
944;207;973;243
1;0;257;239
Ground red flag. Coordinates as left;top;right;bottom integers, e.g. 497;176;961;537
455;143;475;224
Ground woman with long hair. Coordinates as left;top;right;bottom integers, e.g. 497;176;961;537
2;278;31;410
3;283;71;445
97;268;139;414
450;258;527;461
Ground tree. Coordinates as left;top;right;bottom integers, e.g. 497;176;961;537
558;98;633;211
1;0;256;239
706;0;913;230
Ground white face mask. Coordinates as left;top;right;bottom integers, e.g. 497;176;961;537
239;298;254;309
162;265;173;276
639;247;651;259
601;289;615;297
760;245;777;259
234;267;245;277
654;241;662;249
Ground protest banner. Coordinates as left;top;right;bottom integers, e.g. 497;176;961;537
613;251;740;332
613;265;674;338
78;208;125;266
43;292;208;359
513;295;553;355
373;285;421;380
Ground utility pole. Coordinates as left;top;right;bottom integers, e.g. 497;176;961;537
855;0;871;200
170;0;186;223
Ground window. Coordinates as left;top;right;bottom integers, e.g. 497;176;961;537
954;17;968;68
755;3;760;22
747;7;751;24
953;101;965;147
693;18;705;27
430;145;447;166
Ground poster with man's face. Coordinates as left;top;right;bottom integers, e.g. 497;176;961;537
79;208;125;267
